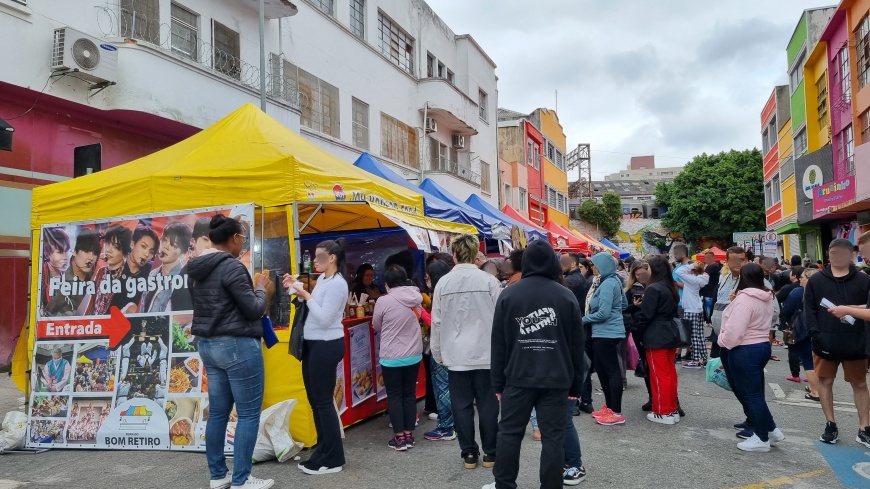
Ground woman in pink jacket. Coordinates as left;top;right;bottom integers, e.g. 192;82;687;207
372;264;424;452
718;263;785;453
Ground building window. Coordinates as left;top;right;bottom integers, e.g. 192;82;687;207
772;174;781;204
794;128;808;155
446;69;454;85
352;98;369;150
429;137;449;170
526;141;533;166
213;21;241;79
534;144;540;169
504;184;512;207
789;50;806;93
170;3;198;61
546;141;555;162
857;15;870;88
480;161;491;193
768;117;777;149
557;193;565;213
478;89;488;121
817;74;828;128
437;61;445;78
378;13;414;76
556;150;564;171
120;0;160;45
285;63;340;137
349;0;365;39
427;53;435;78
764;182;772;208
861;110;870;143
382;113;419;168
548;186;557;207
308;0;334;16
845;124;855;175
518;188;527;211
839;46;851;98
761;128;770;155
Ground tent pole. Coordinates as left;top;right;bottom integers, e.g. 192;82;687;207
258;0;267;112
292;203;300;272
260;205;265;272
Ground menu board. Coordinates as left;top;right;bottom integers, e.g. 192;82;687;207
348;323;374;407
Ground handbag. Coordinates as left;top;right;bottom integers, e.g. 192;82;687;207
783;311;800;345
675;317;691;348
288;297;309;361
626;334;639;370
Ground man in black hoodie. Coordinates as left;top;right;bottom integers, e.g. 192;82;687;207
485;241;585;489
804;238;870;447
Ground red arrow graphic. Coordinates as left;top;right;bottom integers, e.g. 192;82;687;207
37;307;132;349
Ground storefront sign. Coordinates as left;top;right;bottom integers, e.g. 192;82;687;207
732;231;776;257
812;176;856;219
28;204;255;451
802;165;823;199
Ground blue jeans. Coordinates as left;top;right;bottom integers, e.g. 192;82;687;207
564;399;582;468
703;297;714;323
199;336;264;486
727;342;776;442
431;356;454;429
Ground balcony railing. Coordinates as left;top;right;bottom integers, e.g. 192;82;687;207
95;3;303;108
429;156;480;186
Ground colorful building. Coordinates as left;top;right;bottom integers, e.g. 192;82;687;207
535;108;570;226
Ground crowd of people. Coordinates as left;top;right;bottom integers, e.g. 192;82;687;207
74;358;114;393
67;402;112;443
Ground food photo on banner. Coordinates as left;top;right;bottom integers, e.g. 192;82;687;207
27;204;255;451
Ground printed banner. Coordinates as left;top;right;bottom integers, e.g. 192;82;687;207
335;359;347;415
28;204;255;451
373;330;386;401
812;176;856;219
348;323;374;407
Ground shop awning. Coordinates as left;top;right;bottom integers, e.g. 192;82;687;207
600;237;631;259
353;153;489;236
543;221;587;253
501;205;551;242
419;178;508;239
465;194;548;242
31;104;474;236
775;223;801;235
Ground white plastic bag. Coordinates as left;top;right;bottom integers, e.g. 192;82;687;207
252;399;303;463
0;411;27;451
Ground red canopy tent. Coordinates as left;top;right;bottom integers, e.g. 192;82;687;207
501;205;550;240
694;246;727;262
543;221;588;253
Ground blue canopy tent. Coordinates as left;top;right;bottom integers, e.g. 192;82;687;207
465;194;548;243
600;237;631;259
353;153;492;238
418;178;509;240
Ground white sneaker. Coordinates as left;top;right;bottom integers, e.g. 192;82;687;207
230;476;274;489
647;413;676;425
670;411;681;423
737;434;771;452
482;483;496;489
301;465;343;476
210;475;231;489
769;428;785;445
428;412;438;421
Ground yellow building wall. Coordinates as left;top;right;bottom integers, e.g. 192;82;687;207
804;41;831;152
540;108;569;226
778;119;793;159
778;120;797;221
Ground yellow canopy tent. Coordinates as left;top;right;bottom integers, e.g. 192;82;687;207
76;355;92;364
19;103;476;447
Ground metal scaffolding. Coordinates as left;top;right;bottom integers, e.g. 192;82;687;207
567;143;592;200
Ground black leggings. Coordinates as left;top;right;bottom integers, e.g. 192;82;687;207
302;338;346;468
383;362;420;433
593;337;624;413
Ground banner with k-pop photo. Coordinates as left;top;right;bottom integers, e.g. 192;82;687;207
27;204;255;451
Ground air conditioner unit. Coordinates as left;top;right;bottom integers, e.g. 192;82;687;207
452;134;465;149
51;27;118;85
425;117;437;134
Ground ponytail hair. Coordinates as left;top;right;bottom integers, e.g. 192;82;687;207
208;214;243;245
317;237;347;277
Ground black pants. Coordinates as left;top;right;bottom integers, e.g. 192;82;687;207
634;340;653;401
493;386;567;489
423;352;437;413
302;338;346;468
788;344;801;378
720;347;751;425
448;369;499;457
580;331;594;405
383;362;420;433
593;338;623;413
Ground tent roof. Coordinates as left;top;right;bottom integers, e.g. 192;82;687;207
543;221;587;252
695;246;727;261
354;154;488;235
501;206;549;235
600;237;631;259
31;104;474;235
418;179;500;237
581;233;619;257
465;195;548;242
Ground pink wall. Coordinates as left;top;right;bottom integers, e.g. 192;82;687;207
826;11;852;181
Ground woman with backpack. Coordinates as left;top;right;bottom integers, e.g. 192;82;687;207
780;268;820;401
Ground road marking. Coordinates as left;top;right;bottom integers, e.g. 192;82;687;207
774;400;858;413
728;468;828;488
769;383;785;399
0;481;27;489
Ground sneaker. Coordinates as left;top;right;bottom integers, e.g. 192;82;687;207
591;405;611;418
670;411;681;423
677;407;686;418
301;465;343;476
647;413;676;425
406;433;415;448
857;427;870;449
563;465;587;485
424;427;457;441
641;401;652;412
571;402;582;417
463;452;479;469
428;412;438;421
785;375;801;383
596;412;626;426
210;474;232;489
820;421;839;444
737;434;771;452
734;420;751;430
388;435;408;451
769;428;785;445
482;454;495;468
683;361;703;369
736;428;754;439
482;483;496;489
578;402;594;414
231;476;275;488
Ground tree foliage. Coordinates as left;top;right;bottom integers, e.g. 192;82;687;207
655;149;765;241
576;192;622;238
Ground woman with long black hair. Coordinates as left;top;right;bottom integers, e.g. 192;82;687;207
284;239;349;475
623;260;652;410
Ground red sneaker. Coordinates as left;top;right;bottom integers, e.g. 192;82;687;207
595;412;626;426
591;405;611;418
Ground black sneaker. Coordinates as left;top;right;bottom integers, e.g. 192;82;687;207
405;433;415;448
571;401;581;417
641;401;652;412
820;421;839;444
736;427;754;439
677;407;686;418
482;454;495;468
578;402;594;414
858;427;870;449
563;465;587;486
463;453;479;469
734;420;750;430
388;435;408;451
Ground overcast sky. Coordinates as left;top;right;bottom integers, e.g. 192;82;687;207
426;0;832;180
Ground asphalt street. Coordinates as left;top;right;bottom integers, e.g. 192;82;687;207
3;342;870;489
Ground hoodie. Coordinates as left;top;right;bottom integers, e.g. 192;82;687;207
803;265;870;360
717;288;775;350
372;286;424;362
582;252;627;338
187;249;267;339
490;240;585;396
